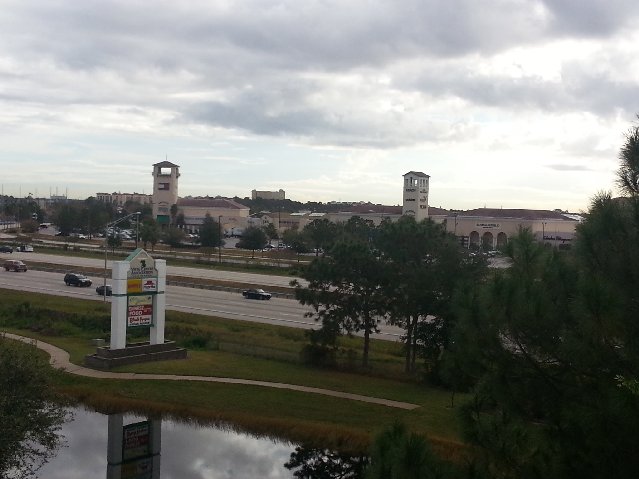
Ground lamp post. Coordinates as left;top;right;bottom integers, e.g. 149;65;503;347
135;213;140;249
218;215;222;264
103;211;141;303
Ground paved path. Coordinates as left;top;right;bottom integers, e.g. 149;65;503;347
2;332;419;410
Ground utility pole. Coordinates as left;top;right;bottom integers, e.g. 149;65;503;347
218;215;222;263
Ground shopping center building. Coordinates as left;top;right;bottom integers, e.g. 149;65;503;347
145;161;581;247
445;208;581;249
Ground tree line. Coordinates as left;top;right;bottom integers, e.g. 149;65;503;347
288;119;639;478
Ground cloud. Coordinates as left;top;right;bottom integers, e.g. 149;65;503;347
0;0;637;210
541;0;639;37
546;164;593;171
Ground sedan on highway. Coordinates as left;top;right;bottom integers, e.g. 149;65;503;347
64;273;92;287
242;288;272;300
96;284;112;296
3;260;27;272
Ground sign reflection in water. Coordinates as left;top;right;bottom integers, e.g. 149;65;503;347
36;408;368;478
38;408;294;478
107;414;161;479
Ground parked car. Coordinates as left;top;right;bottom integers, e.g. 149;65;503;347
64;273;92;287
18;244;34;252
4;260;27;272
242;288;272;300
0;245;13;253
96;284;112;296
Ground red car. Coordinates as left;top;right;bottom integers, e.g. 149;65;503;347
4;260;27;272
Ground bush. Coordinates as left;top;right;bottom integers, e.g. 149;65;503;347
0;302;110;337
300;343;337;368
166;325;217;350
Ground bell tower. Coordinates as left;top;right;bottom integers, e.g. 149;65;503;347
402;171;429;222
152;161;180;225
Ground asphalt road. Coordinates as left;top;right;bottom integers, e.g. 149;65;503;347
5;251;302;288
0;253;403;340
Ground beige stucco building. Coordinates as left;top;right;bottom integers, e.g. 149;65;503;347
151;161;180;225
445;208;581;249
177;197;250;234
402;171;430;222
251;189;285;200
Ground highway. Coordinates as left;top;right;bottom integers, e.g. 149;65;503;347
0;253;403;340
6;251;301;288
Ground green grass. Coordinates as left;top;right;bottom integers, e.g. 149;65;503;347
0;287;467;455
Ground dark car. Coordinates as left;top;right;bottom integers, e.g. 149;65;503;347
242;288;272;300
4;260;27;272
96;284;112;296
0;245;13;253
64;273;92;287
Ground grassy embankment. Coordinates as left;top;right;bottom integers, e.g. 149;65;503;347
0;287;468;459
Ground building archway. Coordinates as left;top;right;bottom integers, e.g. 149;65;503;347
469;231;480;248
482;232;494;250
497;232;508;248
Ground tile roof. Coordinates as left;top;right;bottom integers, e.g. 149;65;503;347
342;203;403;214
177;197;248;209
454;208;578;221
153;161;180;167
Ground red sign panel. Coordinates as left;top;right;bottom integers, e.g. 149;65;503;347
127;295;153;327
122;421;150;461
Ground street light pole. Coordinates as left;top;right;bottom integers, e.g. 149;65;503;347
218;215;222;264
103;211;141;303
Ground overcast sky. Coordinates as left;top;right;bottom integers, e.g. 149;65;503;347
2;0;639;212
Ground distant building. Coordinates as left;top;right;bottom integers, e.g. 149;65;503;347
96;192;151;206
274;211;314;232
247;212;276;230
252;189;285;200
177;197;250;234
151;161;180;225
327;203;402;226
402;171;429;222
446;208;582;249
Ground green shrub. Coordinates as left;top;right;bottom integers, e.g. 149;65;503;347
300;343;337;368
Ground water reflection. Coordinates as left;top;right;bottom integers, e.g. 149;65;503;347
284;446;368;478
106;414;161;479
35;408;368;479
38;408;294;478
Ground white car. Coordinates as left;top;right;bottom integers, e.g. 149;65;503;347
19;244;34;252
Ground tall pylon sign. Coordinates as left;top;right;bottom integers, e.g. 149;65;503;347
84;248;186;369
110;248;166;349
